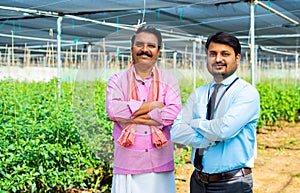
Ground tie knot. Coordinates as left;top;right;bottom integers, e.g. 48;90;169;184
214;83;221;91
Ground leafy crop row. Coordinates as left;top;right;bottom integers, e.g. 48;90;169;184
256;83;300;127
0;79;112;192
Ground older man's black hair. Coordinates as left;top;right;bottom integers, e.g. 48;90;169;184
131;25;162;49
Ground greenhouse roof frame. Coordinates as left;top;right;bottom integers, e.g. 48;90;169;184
0;0;300;54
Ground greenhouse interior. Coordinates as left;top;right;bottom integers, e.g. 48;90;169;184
0;0;299;84
0;0;300;192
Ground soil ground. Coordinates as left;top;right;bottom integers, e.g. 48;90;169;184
175;122;300;193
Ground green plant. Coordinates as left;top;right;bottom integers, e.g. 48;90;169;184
256;82;300;127
174;145;192;166
0;79;112;192
0;77;299;191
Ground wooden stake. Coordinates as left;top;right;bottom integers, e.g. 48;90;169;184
70;45;73;68
64;49;69;68
27;49;31;67
23;44;27;68
75;42;78;68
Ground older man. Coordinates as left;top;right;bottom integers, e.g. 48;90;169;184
106;25;181;193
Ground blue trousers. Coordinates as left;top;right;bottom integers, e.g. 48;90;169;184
190;170;253;193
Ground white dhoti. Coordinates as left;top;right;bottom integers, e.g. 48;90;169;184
111;171;176;193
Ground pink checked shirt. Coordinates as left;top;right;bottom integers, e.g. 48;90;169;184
106;67;182;174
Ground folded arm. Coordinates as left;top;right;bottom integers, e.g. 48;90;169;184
106;72;182;127
190;85;260;141
171;90;215;148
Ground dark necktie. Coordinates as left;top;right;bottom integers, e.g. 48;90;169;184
194;83;221;170
207;83;221;120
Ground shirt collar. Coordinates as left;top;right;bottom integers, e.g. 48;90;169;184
133;66;155;81
211;72;238;88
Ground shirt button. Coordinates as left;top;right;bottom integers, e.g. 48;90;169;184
145;149;148;152
143;99;146;102
142;82;145;85
144;131;147;134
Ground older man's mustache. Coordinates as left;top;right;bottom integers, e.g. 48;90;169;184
137;51;152;57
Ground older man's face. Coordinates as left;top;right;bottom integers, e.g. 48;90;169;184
131;32;160;68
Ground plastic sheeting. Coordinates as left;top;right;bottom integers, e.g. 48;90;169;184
0;0;299;53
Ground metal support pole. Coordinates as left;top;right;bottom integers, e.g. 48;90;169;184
173;51;177;70
87;44;92;70
57;16;62;98
296;51;299;86
193;41;196;89
255;45;258;83
250;1;256;86
250;1;257;159
87;44;92;80
103;38;107;81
